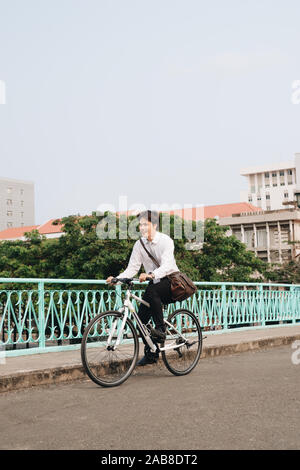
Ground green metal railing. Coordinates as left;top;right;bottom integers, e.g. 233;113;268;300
0;278;299;357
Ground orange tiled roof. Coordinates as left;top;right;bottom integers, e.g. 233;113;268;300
0;225;39;240
38;219;64;234
118;203;260;221
203;202;260;219
0;219;64;240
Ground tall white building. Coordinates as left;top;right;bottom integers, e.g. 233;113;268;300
240;153;300;211
0;177;35;231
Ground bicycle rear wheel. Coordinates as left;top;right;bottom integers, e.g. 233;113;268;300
162;309;202;376
81;311;139;387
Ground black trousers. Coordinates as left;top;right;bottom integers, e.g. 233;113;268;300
137;277;173;330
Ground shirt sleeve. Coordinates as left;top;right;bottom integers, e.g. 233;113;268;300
117;242;142;279
152;237;175;279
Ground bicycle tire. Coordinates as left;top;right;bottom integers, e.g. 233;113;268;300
162;309;202;376
81;310;139;387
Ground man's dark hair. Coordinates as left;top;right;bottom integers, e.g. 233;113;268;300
137;210;160;227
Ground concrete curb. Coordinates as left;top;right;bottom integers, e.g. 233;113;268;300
0;364;87;394
201;333;300;358
1;333;300;393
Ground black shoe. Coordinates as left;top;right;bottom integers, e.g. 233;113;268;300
137;355;157;366
150;326;166;343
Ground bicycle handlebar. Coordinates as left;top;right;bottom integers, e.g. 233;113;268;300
110;277;145;286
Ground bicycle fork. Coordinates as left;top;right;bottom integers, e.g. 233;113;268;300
107;310;127;350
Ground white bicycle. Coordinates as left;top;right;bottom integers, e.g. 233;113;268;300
81;278;202;387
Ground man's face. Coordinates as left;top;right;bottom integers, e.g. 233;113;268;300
139;217;156;238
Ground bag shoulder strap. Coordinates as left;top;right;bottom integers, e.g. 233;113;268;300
139;238;160;268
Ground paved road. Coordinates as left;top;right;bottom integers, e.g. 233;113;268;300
1;345;299;450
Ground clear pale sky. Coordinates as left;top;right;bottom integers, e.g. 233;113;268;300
0;0;300;224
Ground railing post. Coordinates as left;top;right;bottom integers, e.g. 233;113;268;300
222;285;228;330
114;284;123;311
290;286;296;324
259;285;265;327
38;281;45;349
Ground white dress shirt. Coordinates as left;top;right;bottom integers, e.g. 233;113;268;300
118;231;179;282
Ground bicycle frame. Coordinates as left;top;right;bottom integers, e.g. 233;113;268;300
109;287;190;353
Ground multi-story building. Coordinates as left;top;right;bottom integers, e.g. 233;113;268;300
219;208;300;263
240;153;300;211
0;177;35;231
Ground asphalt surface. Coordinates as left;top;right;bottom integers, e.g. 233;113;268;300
1;344;299;450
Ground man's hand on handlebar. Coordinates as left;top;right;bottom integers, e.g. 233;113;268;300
106;276;118;285
139;273;154;282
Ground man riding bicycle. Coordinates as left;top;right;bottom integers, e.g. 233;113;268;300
106;210;179;366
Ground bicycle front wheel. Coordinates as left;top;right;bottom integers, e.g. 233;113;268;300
81;311;139;387
162;309;202;376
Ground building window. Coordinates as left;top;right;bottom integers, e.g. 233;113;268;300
266;206;271;211
257;196;261;201
266;195;270;200
7;187;13;194
280;182;285;186
20;188;24;195
21;212;24;218
6;199;12;205
265;184;270;188
265;173;270;178
272;172;277;177
7;211;13;217
273;183;277;187
248;196;252;202
7;222;13;228
288;169;293;175
284;192;289;198
279;171;284;176
257;229;267;247
20;200;24;207
245;231;255;248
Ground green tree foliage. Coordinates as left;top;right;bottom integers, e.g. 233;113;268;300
0;213;266;283
264;259;300;284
